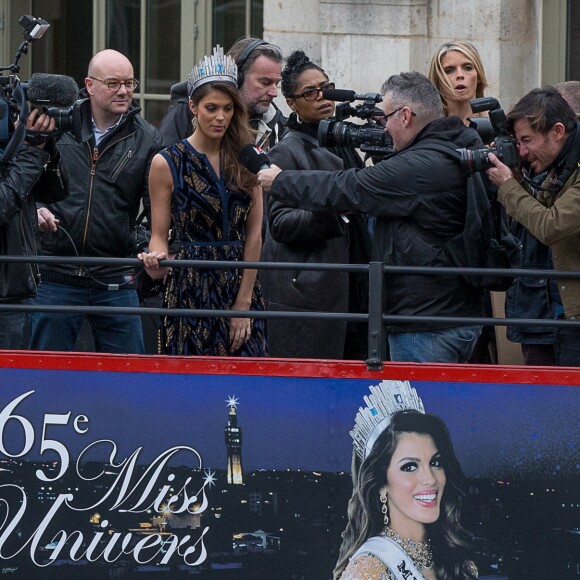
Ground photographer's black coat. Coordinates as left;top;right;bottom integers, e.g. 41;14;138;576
0;144;66;301
270;115;485;332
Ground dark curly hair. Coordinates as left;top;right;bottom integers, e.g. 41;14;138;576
334;410;477;580
281;50;327;98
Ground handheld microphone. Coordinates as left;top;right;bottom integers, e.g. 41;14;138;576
239;143;270;174
26;73;79;108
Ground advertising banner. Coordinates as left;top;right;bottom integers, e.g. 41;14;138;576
0;353;578;579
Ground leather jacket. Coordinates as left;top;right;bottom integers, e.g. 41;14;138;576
38;98;163;283
0;143;66;301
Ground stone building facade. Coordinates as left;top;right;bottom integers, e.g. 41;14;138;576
0;0;576;126
265;0;577;113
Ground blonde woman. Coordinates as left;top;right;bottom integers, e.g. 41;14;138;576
428;41;488;126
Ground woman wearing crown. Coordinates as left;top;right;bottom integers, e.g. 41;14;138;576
335;381;478;580
140;46;268;356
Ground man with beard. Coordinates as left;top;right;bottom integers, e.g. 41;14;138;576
159;37;285;149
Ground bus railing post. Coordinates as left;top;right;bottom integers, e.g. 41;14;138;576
366;261;386;370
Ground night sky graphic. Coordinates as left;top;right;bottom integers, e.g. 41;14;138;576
0;368;577;480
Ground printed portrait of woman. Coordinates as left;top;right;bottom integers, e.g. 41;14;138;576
335;381;478;580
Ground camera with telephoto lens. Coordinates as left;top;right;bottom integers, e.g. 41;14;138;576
457;97;518;174
34;93;92;142
1;15;92;157
317;90;393;156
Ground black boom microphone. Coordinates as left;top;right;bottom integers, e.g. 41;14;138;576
239;144;270;174
26;72;79;108
322;88;383;103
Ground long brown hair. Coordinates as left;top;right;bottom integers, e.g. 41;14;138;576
334;410;477;580
189;81;258;193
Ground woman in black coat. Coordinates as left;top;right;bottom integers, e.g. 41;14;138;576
260;51;369;359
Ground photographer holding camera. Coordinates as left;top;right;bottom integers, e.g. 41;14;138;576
0;109;66;349
259;71;486;364
487;86;580;366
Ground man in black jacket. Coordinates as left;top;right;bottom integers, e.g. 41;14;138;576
29;49;163;354
259;72;485;363
0;111;66;349
159;37;286;149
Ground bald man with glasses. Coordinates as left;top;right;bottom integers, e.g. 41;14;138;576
30;49;164;355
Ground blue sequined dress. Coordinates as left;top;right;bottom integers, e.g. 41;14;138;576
158;140;268;356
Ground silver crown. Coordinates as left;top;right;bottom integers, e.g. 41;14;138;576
351;380;425;462
188;45;238;96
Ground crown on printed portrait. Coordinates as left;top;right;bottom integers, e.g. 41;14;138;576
351;380;425;462
187;45;237;96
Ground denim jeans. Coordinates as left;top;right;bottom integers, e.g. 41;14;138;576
0;310;27;350
388;325;482;363
29;282;145;354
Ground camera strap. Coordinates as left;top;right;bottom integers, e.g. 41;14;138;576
25;128;59;146
548;121;580;191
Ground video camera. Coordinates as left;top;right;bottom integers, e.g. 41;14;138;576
317;89;393;156
0;15;91;161
457;97;518;175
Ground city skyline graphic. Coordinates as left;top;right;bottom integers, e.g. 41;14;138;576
0;367;577;480
0;366;577;578
225;395;244;484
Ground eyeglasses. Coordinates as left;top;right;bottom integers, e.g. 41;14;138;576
289;82;335;101
376;106;416;127
89;76;139;92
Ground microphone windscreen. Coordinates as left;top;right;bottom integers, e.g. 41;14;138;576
322;88;356;102
239;144;270;174
27;73;79;108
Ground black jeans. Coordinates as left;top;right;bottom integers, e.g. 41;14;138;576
555;325;580;367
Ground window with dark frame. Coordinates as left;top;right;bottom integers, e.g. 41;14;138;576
568;0;580;80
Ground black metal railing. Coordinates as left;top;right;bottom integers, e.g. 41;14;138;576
2;254;579;367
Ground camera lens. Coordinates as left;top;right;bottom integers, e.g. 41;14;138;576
458;148;495;174
46;105;73;133
318;119;390;150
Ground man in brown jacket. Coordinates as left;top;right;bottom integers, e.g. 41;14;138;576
487;86;580;366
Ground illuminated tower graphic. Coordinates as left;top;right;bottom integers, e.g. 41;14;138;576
225;395;244;485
